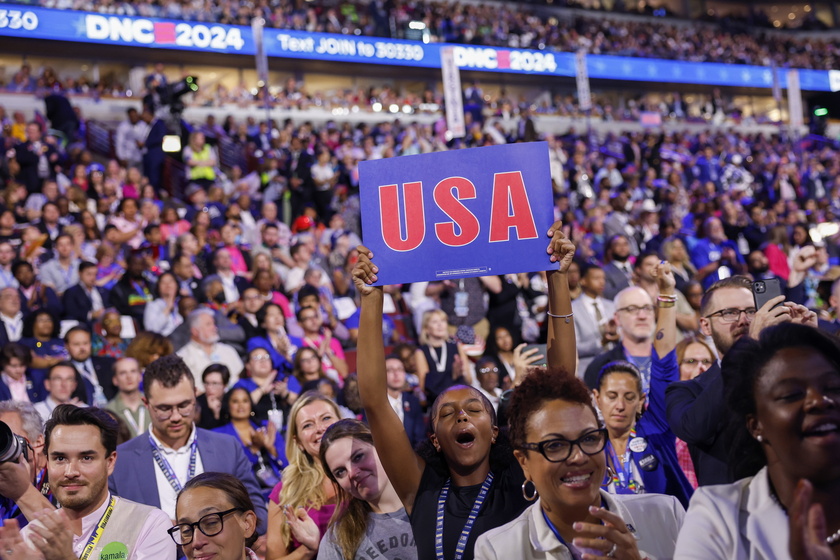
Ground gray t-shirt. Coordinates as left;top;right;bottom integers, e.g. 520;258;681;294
317;508;417;560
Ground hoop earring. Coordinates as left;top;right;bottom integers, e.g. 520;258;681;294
522;479;538;501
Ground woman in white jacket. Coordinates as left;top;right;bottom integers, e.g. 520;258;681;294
674;323;840;560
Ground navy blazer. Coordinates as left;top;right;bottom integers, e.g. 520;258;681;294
108;427;268;533
61;284;108;324
401;391;427;449
625;349;694;508
72;357;118;405
665;362;732;486
0;371;47;403
362;391;427;449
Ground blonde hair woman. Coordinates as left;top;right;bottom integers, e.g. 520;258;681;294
413;309;471;404
266;391;340;560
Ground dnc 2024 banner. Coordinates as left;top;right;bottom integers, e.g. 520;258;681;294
359;142;555;286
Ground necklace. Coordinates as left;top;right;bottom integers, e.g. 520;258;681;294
828;528;840;546
769;479;840;546
428;343;447;373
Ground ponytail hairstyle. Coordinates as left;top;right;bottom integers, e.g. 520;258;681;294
319;419;376;560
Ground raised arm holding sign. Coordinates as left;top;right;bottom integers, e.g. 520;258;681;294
359;142;555;286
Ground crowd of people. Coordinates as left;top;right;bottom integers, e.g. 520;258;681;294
0;75;837;560
17;0;840;69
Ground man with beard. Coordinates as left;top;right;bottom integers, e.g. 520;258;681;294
175;308;243;393
665;276;816;486
583;286;656;392
602;234;634;301
108;253;154;329
0;406;174;559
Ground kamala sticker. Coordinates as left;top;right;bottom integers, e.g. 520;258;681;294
100;542;128;560
628;437;648;453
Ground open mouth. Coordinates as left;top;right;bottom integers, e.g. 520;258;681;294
455;432;476;447
802;422;839;439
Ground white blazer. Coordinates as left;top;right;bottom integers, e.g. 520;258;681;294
475;491;684;560
674;467;790;559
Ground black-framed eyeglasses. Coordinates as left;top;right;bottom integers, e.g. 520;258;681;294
150;400;196;421
519;428;608;463
168;508;243;545
705;307;756;324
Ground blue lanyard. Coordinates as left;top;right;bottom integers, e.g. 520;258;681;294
542;509;585;560
435;471;494;560
604;437;639;493
149;436;198;493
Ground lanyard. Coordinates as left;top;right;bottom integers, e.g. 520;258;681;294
149;436;198;493
605;429;639;493
79;496;116;560
435;471;494;560
542;509;585;560
123;407;146;436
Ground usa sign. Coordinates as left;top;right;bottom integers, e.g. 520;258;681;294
359;142;555;286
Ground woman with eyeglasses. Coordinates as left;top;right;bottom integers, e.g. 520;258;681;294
353;221;579;560
171;472;260;560
592;262;694;508
317;419;417;560
672;337;716;488
475;367;685;560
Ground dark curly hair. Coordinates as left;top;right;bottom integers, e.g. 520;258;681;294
507;366;600;450
723;323;840;480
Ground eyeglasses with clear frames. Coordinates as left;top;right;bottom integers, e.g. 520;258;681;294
617;305;655;315
705;307;757;324
519;428;608;463
167;507;243;545
151;400;195;421
681;358;714;366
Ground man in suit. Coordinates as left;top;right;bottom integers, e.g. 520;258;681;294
665;275;816;486
602;234;634;301
62;261;107;325
583;286;655;392
383;354;426;448
140;107;167;190
572;264;617;375
171;254;200;299
818;277;840;335
14;261;62;319
64;326;116;406
12;123;58;192
108;355;267;530
0;287;24;345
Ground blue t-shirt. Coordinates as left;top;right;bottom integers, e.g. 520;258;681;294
690;238;745;288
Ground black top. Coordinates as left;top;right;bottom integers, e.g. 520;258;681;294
421;341;463;402
409;463;528;560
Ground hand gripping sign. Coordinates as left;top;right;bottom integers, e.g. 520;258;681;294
359;142;554;286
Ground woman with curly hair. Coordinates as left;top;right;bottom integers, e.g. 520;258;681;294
125;331;174;370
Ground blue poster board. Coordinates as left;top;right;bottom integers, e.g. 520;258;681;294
359;142;555;286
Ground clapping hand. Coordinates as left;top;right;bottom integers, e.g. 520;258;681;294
789;479;835;560
283;505;320;553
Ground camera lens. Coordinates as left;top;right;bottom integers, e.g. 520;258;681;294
0;421;24;464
